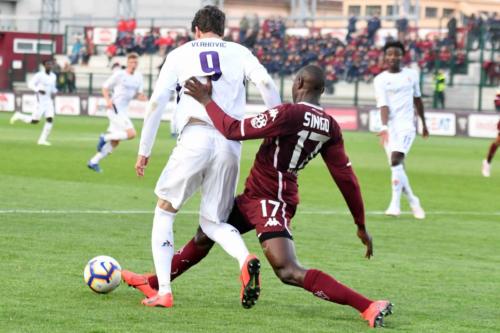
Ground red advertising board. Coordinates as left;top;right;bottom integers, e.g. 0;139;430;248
324;108;358;130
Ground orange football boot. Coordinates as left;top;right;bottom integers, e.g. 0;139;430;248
240;254;261;309
121;269;157;298
361;300;393;328
142;293;174;308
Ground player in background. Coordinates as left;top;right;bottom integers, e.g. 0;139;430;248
374;41;429;219
87;53;147;173
10;59;57;146
124;65;393;328
481;120;500;177
132;6;281;308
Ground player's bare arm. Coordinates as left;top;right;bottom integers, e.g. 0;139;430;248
414;97;429;138
322;140;373;259
377;105;390;146
102;87;113;109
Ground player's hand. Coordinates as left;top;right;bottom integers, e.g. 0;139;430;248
377;129;388;147
106;99;113;109
137;94;148;102
135;155;149;177
357;228;373;259
422;126;430;139
38;90;46;95
184;76;212;106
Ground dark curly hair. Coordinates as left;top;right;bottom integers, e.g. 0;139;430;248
383;41;406;55
191;5;225;37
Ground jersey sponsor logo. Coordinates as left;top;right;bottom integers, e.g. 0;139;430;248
303;112;330;132
251;113;268;128
264;217;282;227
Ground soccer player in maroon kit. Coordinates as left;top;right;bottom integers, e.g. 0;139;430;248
123;65;393;328
482;120;500;177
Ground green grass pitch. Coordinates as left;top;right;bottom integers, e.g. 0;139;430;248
0;112;499;332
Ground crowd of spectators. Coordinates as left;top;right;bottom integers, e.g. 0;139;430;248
67;13;499;90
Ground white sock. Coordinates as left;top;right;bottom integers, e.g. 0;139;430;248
389;165;404;209
152;206;175;296
399;167;418;205
38;122;53;142
16;112;33;124
104;131;128;141
199;216;249;269
90;142;113;164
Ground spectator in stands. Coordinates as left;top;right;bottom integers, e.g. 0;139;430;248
367;14;381;44
467;13;483;50
483;60;500;86
70;37;82;65
346;15;357;42
126;18;137;33
438;46;452;68
81;44;91;65
117;17;128;40
434;70;446;109
134;33;145;55
64;63;76;93
239;16;249;44
447;14;457;48
396;16;408;41
106;43;117;65
244;14;260;48
143;30;158;54
486;12;500;50
52;61;64;92
155;32;174;56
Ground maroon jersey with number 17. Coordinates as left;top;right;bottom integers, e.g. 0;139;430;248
205;101;365;227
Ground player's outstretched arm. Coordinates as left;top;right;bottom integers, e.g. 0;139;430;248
184;77;292;141
321;138;373;258
137;56;177;176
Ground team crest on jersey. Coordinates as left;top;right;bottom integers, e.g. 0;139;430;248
251;113;268;128
269;108;279;121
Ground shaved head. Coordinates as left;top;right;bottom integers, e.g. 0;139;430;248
292;65;325;103
297;65;325;93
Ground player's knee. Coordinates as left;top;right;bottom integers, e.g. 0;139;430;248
127;129;136;139
31;119;40;124
156;199;178;213
274;265;306;286
193;226;215;249
46;117;53;123
390;153;405;166
111;140;120;148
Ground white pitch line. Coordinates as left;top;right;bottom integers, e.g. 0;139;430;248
0;209;499;216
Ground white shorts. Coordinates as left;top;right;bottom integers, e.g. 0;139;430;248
385;128;416;156
106;106;134;133
32;100;55;120
155;124;242;223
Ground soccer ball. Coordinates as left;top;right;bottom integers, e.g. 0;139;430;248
83;255;121;294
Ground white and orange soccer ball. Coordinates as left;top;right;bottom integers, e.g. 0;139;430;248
83;255;121;294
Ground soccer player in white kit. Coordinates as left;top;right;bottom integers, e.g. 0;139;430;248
10;59;57;146
133;6;281;308
87;53;147;172
374;41;429;219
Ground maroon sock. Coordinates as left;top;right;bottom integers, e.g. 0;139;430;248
303;269;372;313
147;237;211;290
487;143;498;163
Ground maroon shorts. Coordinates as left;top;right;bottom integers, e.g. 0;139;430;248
227;194;297;242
